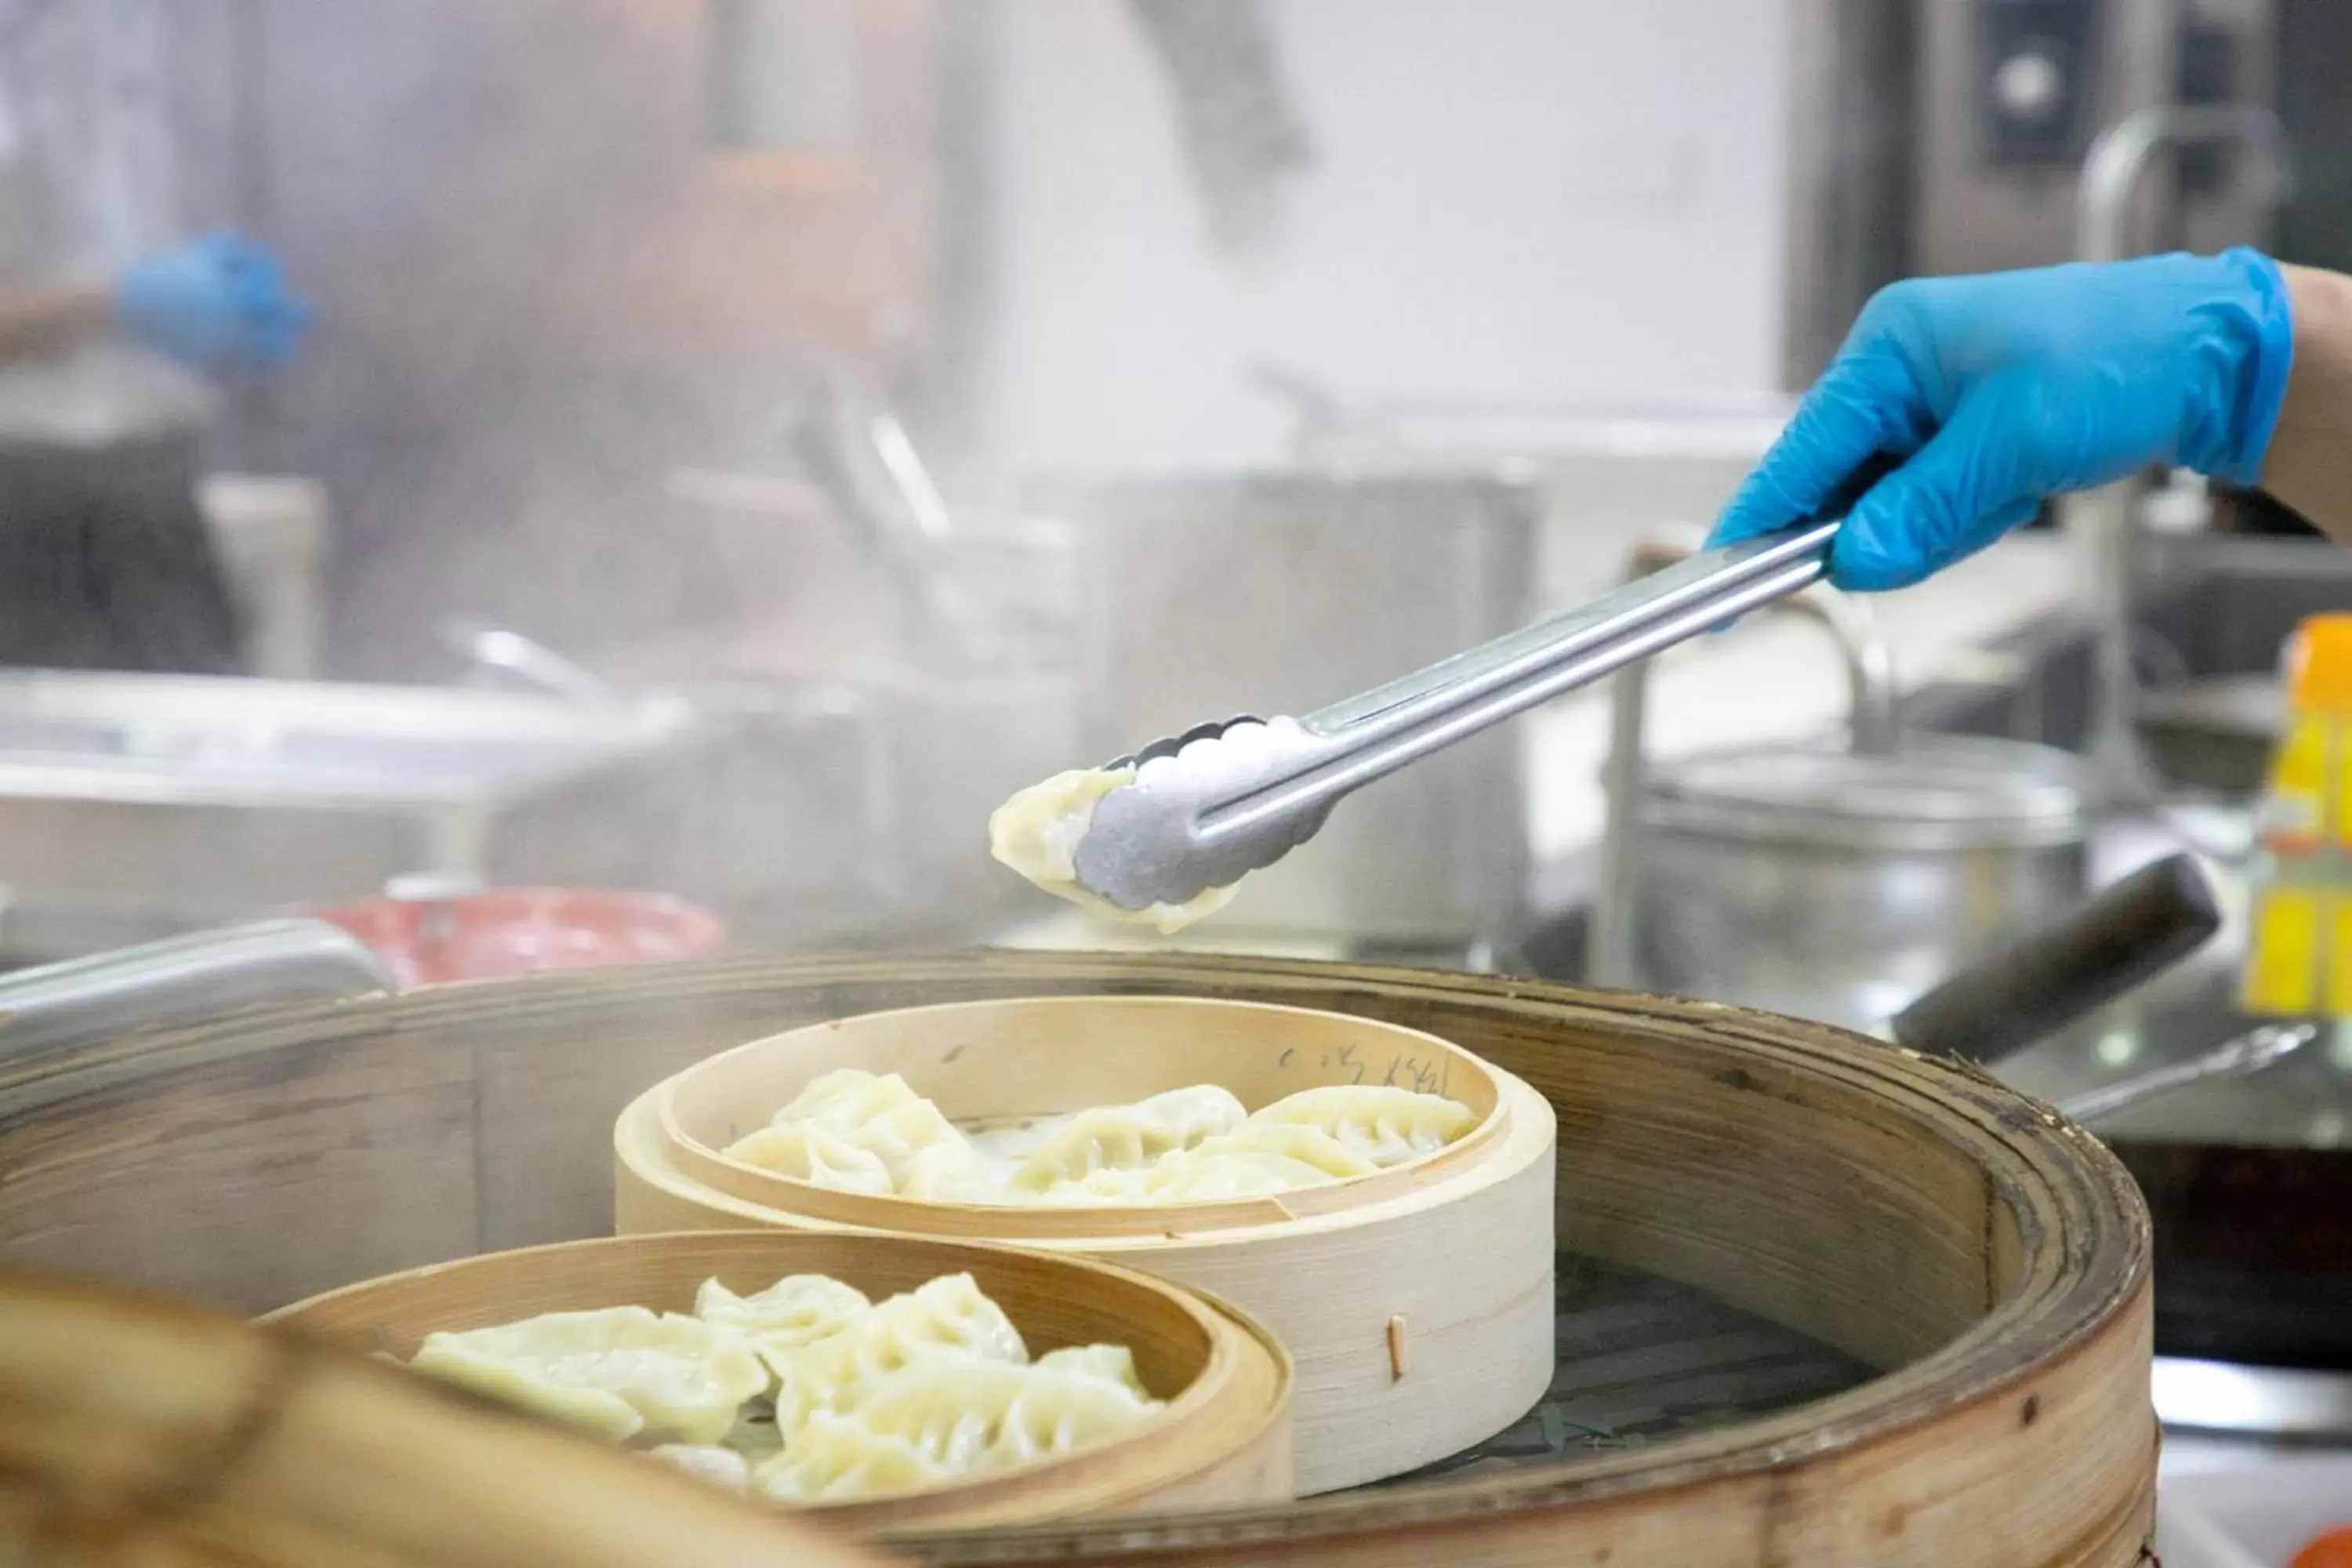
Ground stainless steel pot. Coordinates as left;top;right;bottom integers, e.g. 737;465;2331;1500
1590;541;2096;1032
1632;736;2094;1029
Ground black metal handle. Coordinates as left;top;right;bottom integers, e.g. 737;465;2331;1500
1886;852;2223;1064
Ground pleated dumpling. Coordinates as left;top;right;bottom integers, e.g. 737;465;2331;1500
1140;1149;1338;1201
899;1138;999;1202
695;1272;871;1367
1183;1122;1381;1179
1127;1121;1378;1202
723;1120;895;1194
758;1069;988;1194
1246;1084;1476;1167
753;1411;951;1502
407;1307;768;1445
774;1272;1029;1427
847;1360;1162;1474
1035;1343;1153;1400
1007;1083;1247;1194
1019;1163;1158;1207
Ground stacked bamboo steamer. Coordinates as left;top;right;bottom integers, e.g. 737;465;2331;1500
614;995;1559;1495
0;949;2161;1566
262;1229;1293;1531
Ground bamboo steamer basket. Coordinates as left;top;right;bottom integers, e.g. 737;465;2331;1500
0;1267;893;1568
260;1229;1293;1530
612;995;1558;1495
0;951;2158;1566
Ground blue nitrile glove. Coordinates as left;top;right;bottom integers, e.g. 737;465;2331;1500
1708;247;2296;591
117;233;314;380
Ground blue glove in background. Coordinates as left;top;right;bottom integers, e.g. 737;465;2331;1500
1707;248;2296;591
117;233;314;381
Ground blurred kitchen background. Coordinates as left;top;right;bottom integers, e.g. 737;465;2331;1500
0;0;2343;1011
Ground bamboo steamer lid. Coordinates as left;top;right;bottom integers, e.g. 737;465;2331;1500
262;1229;1293;1531
612;995;1559;1494
0;951;2158;1566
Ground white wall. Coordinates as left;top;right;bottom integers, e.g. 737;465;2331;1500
974;0;1794;475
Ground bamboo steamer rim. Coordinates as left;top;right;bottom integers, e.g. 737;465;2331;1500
657;994;1512;1237
0;949;2154;1559
260;1229;1293;1534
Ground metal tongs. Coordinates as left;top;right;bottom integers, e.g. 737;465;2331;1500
1072;516;1842;912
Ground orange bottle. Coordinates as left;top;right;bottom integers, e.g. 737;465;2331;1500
2245;615;2352;1015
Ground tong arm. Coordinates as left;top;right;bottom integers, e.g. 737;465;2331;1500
1073;518;1839;911
1215;518;1838;840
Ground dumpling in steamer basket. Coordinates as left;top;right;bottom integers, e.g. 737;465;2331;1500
1007;1083;1247;1193
773;1067;930;1129
1118;1122;1379;1203
761;1069;988;1192
695;1273;871;1359
406;1307;767;1445
1247;1084;1477;1167
722;1120;894;1195
724;1068;991;1198
1035;1342;1154;1400
753;1411;951;1502
899;1138;1000;1202
1022;1163;1160;1207
846;1359;1163;1473
1181;1121;1381;1180
1141;1149;1340;1201
774;1272;1029;1426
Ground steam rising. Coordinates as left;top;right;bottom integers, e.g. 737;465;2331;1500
27;2;1793;953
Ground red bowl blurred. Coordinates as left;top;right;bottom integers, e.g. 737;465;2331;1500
314;887;728;989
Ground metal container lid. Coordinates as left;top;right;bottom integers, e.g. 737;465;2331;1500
1643;735;2093;851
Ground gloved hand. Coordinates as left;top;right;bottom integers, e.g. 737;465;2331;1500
1707;247;2296;591
116;233;313;380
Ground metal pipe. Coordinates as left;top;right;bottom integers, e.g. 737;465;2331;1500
2072;106;2290;804
1588;544;1897;990
2077;105;2287;263
1787;590;1897;755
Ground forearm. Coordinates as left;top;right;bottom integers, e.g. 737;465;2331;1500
0;279;114;361
2264;265;2352;543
